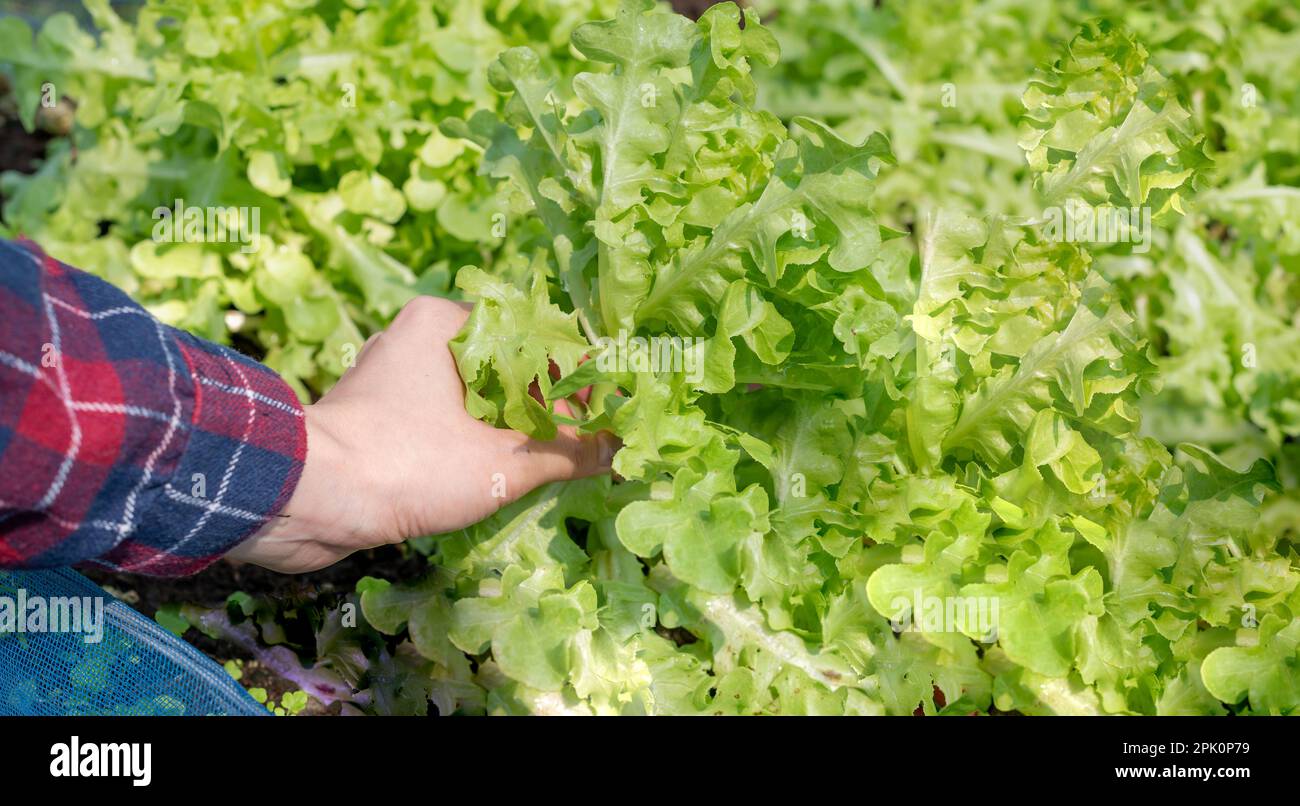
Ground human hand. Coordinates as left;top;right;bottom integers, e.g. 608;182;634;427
226;296;615;573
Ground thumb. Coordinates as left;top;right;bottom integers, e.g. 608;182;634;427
510;429;618;490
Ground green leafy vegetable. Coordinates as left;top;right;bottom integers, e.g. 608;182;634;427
409;1;1297;714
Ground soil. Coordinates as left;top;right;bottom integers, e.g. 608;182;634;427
671;0;730;18
81;546;428;616
81;547;428;714
0;117;53;180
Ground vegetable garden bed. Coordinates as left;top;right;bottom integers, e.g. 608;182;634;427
2;0;1298;716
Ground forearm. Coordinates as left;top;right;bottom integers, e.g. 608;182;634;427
0;238;307;575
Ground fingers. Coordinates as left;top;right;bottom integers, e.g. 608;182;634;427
390;295;472;343
354;331;382;365
552;397;576;419
338;295;474;410
386;294;615;497
505;429;618;492
345;294;466;379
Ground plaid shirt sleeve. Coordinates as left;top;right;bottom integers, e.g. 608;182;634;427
0;238;307;576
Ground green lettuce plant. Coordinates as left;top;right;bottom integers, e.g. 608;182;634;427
750;0;1300;547
352;1;1297;714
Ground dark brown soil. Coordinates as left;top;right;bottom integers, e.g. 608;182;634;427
670;0;731;18
81;545;429;616
236;659;344;716
0;117;53;179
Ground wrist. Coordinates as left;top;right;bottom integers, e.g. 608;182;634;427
226;403;374;572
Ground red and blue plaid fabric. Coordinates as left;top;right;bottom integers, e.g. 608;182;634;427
0;238;307;576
